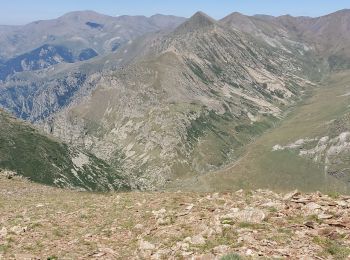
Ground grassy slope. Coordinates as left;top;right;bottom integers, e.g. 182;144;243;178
168;71;350;193
0;110;129;191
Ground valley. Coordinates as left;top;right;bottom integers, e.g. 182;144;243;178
172;71;350;193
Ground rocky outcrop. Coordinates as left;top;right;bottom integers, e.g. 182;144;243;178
272;113;350;185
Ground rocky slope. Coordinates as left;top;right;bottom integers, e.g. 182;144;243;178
43;12;318;190
0;109;129;191
220;9;350;70
1;176;349;259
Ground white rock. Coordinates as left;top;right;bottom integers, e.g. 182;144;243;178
230;207;240;213
283;190;300;200
134;224;144;229
246;249;253;255
213;245;230;254
336;201;348;207
190;234;206;245
182;251;193;257
0;227;7;238
10;225;27;235
176;242;189;251
139;240;156;251
234;208;266;223
318;213;333;219
152;208;166;218
304;202;322;214
261;202;284;210
185;204;194;211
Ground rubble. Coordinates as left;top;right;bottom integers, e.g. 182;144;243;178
0;178;349;259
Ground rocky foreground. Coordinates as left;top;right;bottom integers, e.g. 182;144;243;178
0;176;349;259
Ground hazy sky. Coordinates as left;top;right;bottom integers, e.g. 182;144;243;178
1;0;350;25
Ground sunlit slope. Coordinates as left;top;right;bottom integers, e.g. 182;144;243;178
0;110;129;191
169;71;350;193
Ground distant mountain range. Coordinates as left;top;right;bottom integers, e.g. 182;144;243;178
0;11;186;80
1;10;350;192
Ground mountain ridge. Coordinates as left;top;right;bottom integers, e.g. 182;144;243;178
0;9;350;192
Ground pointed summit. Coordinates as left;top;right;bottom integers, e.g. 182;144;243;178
220;12;249;26
191;11;216;24
174;11;216;34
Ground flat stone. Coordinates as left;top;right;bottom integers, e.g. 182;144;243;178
304;202;322;214
14;254;37;260
283;190;300;200
234;208;266;223
0;227;7;238
190;234;206;245
139;240;156;250
213;245;230;254
134;224;144;229
318;213;333;219
10;225;27;235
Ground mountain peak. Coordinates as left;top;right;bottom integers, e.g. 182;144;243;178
220;12;251;26
224;12;244;17
174;11;216;33
190;11;216;24
58;10;111;21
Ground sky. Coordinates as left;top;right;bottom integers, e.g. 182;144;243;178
1;0;350;25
